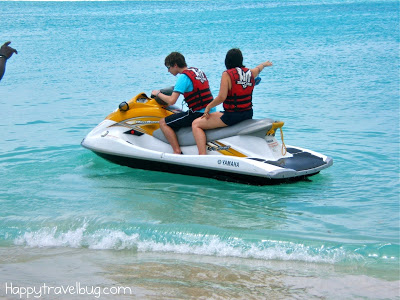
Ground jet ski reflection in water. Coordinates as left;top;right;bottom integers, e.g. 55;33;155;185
81;85;333;185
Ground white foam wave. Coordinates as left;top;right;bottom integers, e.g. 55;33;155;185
86;229;139;250
138;237;352;264
14;225;139;250
14;226;87;248
13;225;358;264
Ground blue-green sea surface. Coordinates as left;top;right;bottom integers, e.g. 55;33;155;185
0;1;399;299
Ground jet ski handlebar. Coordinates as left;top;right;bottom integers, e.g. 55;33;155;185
150;86;174;106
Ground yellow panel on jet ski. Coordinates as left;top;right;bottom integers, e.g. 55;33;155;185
211;141;247;157
122;116;164;135
105;93;173;123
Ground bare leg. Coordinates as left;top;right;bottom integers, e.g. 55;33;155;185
192;120;207;155
160;118;182;154
192;112;226;155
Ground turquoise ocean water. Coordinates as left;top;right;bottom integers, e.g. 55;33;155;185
1;1;399;299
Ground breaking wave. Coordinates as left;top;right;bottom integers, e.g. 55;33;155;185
11;222;370;265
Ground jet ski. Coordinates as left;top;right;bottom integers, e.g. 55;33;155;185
81;87;333;185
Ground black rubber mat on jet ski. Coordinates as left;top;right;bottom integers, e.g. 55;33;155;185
286;147;303;154
265;151;325;171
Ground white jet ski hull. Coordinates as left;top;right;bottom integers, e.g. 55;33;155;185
82;117;333;185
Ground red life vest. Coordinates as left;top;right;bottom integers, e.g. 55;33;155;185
223;67;255;112
182;67;213;111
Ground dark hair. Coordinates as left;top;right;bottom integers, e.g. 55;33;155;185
165;52;187;68
225;48;245;69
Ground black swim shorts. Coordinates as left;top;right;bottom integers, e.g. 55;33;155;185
220;109;253;126
165;110;203;130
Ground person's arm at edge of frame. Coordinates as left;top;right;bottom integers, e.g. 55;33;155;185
0;41;18;81
0;56;6;81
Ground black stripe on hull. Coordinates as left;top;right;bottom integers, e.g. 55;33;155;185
94;152;319;186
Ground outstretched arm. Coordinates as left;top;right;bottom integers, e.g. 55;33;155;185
250;60;272;78
0;41;18;81
0;57;6;81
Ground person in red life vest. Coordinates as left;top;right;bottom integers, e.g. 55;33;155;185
152;52;215;154
192;48;272;155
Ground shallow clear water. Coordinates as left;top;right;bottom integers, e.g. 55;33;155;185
0;1;399;299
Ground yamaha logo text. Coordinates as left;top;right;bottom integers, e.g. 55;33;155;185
218;160;240;168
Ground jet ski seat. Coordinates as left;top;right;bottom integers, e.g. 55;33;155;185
152;118;275;146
